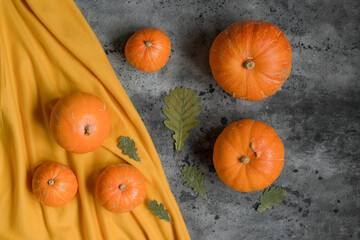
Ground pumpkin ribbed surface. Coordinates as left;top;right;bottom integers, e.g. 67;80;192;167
32;162;78;207
95;164;147;213
125;28;171;72
213;119;285;192
49;92;111;154
210;20;292;101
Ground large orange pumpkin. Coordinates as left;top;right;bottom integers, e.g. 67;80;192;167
213;119;285;192
49;92;111;154
32;162;78;207
125;28;171;72
209;20;292;101
95;164;146;213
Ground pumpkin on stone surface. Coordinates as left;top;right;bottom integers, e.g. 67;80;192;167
125;28;171;73
213;119;285;192
32;162;78;207
49;92;111;154
95;164;146;213
209;20;292;101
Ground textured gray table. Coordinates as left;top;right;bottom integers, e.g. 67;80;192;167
74;0;360;239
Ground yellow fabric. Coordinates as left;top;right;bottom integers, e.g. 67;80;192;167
0;0;190;239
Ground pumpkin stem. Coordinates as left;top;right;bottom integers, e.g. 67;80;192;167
250;142;258;158
118;184;126;191
48;179;55;186
240;156;250;164
244;60;255;70
84;125;92;136
144;40;152;48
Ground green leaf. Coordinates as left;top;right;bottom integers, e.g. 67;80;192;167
148;200;171;222
257;187;287;213
118;136;140;162
162;87;202;152
181;165;207;200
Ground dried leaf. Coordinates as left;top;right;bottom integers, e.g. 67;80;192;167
118;136;140;162
181;165;207;200
148;200;171;222
162;87;202;152
257;187;287;213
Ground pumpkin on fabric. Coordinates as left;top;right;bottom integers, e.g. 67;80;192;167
95;164;146;213
49;92;111;154
213;119;285;192
32;162;78;207
209;20;292;101
125;28;171;72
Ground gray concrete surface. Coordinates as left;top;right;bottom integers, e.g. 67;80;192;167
74;0;360;239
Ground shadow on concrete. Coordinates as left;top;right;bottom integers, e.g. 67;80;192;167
192;126;224;173
181;31;218;79
105;31;135;61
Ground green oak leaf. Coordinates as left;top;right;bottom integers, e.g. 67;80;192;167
181;165;207;200
257;187;287;213
162;87;202;152
118;136;140;162
148;200;171;222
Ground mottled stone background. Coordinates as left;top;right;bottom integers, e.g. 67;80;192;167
74;0;360;239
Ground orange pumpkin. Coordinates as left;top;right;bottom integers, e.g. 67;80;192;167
125;28;171;72
213;119;285;192
32;162;78;207
209;20;292;101
95;164;146;213
49;92;111;154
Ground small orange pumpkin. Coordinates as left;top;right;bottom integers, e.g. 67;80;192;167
49;92;111;154
95;164;146;213
32;162;78;207
125;28;171;72
209;20;292;101
213;119;285;192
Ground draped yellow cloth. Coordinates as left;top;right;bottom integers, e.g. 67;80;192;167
0;0;190;239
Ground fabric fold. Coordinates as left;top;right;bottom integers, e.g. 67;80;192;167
0;0;190;239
